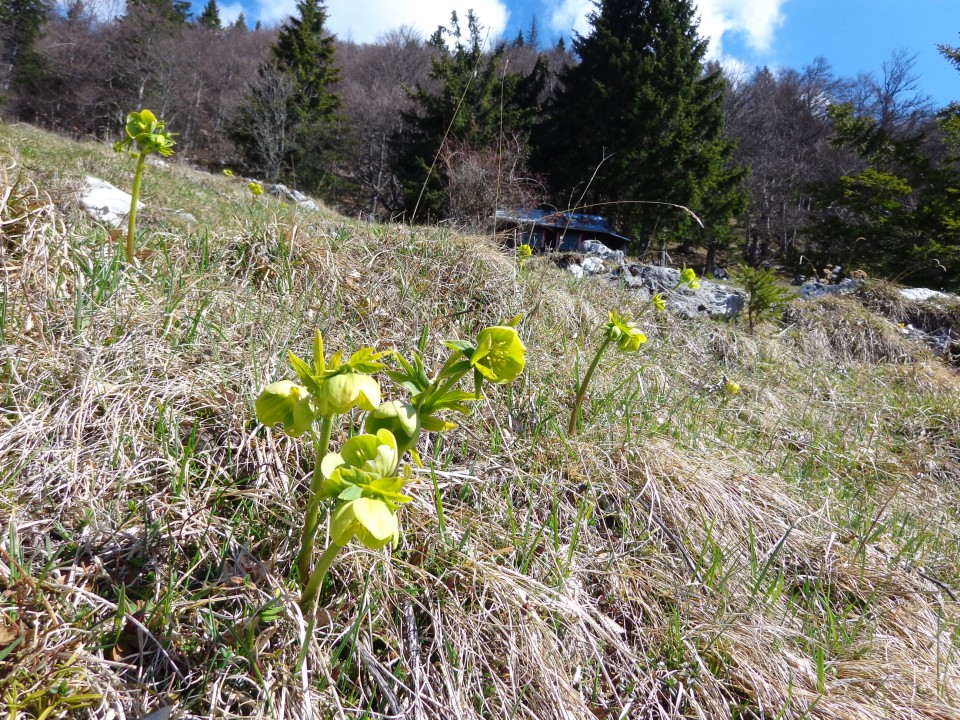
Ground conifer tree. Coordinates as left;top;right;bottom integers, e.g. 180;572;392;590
198;0;221;29
270;0;340;190
0;0;49;99
393;11;546;221
532;0;744;263
231;0;340;191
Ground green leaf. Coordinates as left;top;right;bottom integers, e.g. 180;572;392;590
443;339;475;357
313;330;326;374
338;485;363;501
288;351;324;395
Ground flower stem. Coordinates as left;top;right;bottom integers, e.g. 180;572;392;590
568;336;612;436
298;414;335;581
126;151;148;264
300;540;343;612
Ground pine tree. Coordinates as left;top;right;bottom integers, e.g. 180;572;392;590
0;0;49;98
532;0;745;263
198;0;221;29
393;11;546;221
270;0;340;191
231;0;340;191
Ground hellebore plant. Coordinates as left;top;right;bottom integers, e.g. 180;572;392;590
567;268;699;435
256;323;526;611
113;109;175;264
379;319;527;457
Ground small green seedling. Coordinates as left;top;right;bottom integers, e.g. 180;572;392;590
568;267;699;435
113;109;175;264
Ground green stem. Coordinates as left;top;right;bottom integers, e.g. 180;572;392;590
298;414;335;581
300;541;343;612
568;336;612;436
126;151;148;264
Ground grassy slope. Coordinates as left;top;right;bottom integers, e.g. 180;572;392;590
2;122;960;719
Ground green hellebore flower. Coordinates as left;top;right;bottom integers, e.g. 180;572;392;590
517;244;533;264
604;312;647;353
123;109;176;157
320;429;410;502
316;371;381;415
249;181;264;196
256;380;316;437
365;400;421;455
470;326;526;384
330;497;399;550
652;293;667;312
681;267;701;290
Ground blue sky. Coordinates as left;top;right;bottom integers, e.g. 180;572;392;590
193;0;959;108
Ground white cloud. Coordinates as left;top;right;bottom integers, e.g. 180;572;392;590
219;2;246;25
696;0;786;59
255;0;510;45
546;0;592;37
542;0;786;61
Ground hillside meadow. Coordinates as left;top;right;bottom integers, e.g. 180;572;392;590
2;122;960;719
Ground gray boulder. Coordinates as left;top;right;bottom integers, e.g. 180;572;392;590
612;264;746;319
581;239;625;264
799;278;863;299
269;183;321;211
900;287;956;303
80;176;142;228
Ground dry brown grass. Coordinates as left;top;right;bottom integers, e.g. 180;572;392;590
2;124;960;719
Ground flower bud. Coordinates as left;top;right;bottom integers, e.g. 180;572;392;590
255;381;315;437
365;400;421;455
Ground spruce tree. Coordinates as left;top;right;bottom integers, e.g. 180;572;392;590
0;0;49;99
271;0;341;190
198;0;221;29
532;0;745;263
393;11;545;221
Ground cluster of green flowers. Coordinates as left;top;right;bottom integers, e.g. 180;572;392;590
256;323;526;609
113;109;176;264
568;268;699;434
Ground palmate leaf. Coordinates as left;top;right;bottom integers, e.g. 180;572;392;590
385;371;423;395
288;351;324;395
443;339;475;358
347;346;389;374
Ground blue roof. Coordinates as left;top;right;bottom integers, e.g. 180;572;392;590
496;208;631;245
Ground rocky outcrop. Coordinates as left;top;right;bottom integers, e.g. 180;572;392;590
612;264;746;319
269;183;321;211
799;278;863;299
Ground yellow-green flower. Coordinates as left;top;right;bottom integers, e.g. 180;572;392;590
330;497;399;549
365;400;421;455
652;293;666;312
222;168;235;177
320;429;411;550
470;326;527;383
604;311;647;352
255;380;316;437
249;181;264;196
316;372;381;415
320;429;401;495
724;379;741;396
681;267;700;290
116;109;176;158
517;244;533;264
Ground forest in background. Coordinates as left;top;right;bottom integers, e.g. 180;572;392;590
2;0;960;289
